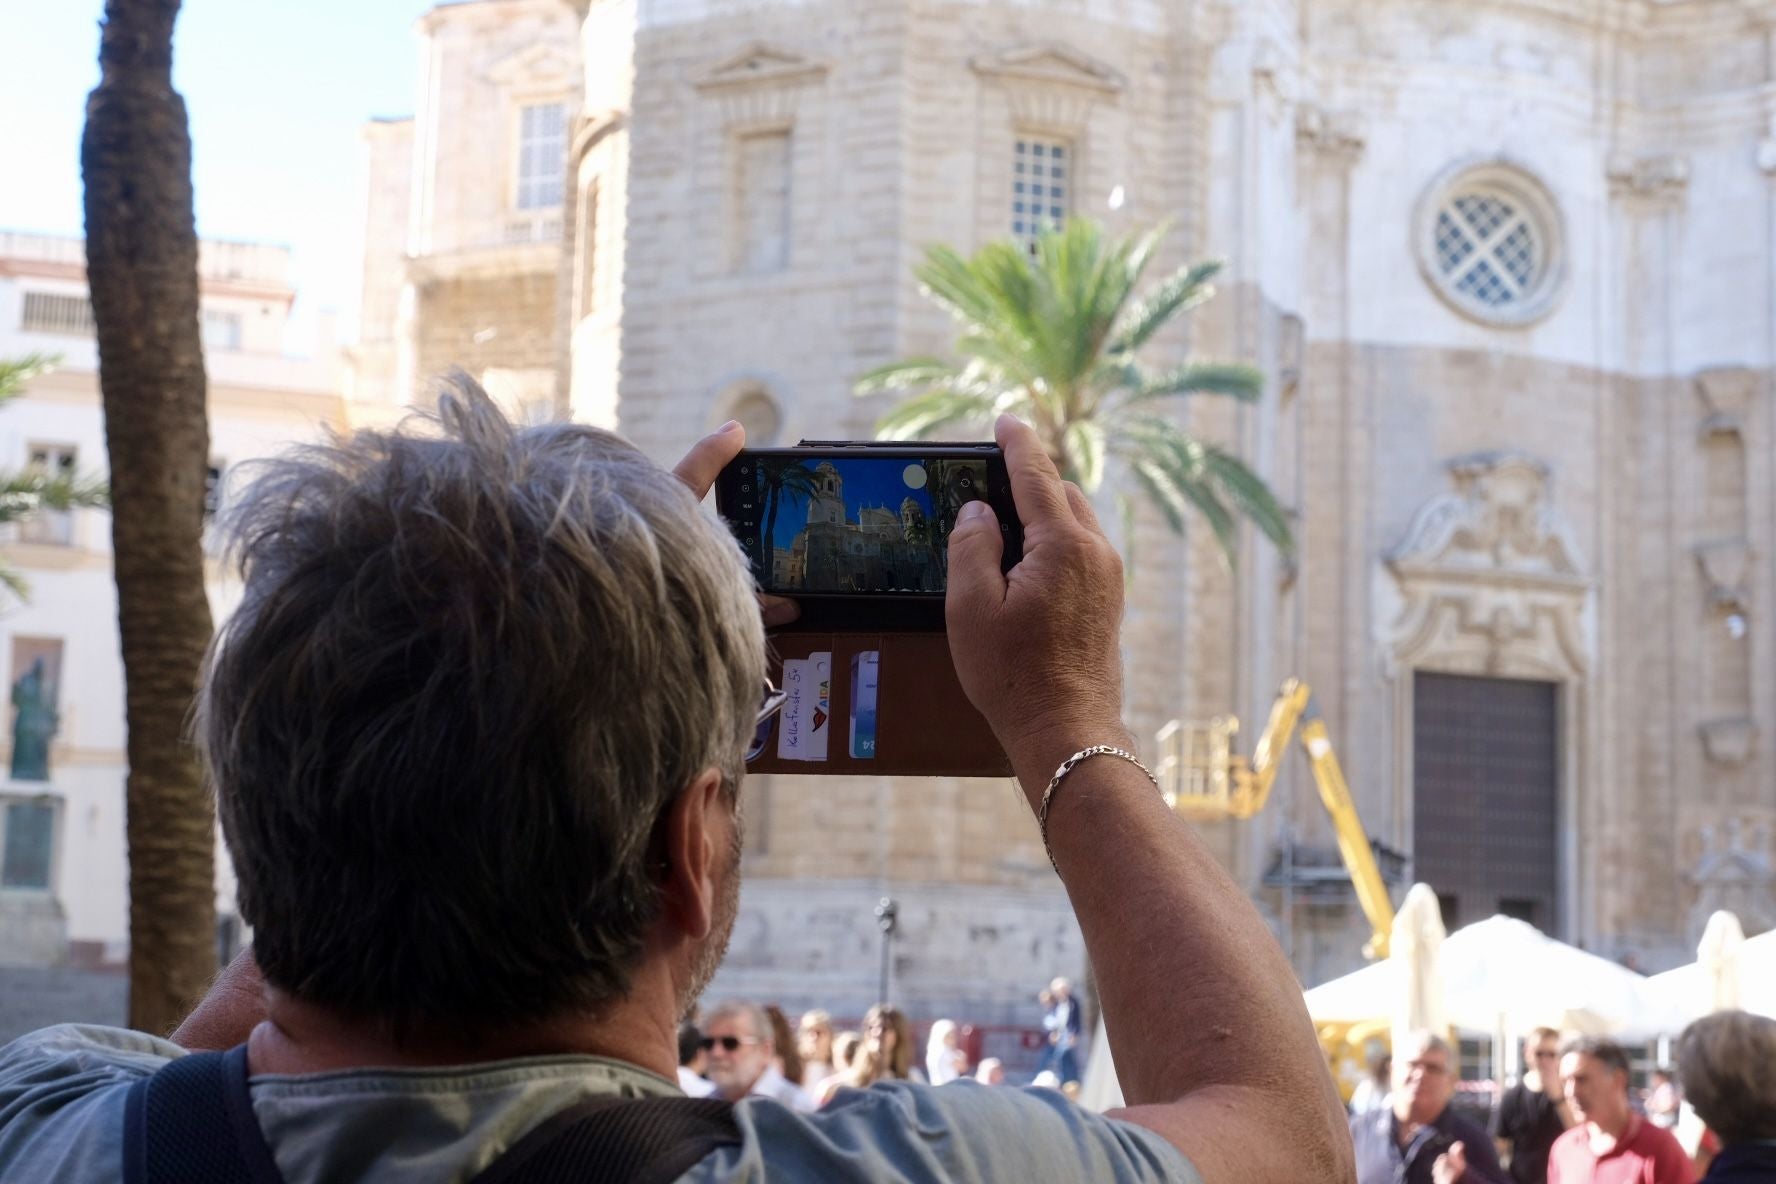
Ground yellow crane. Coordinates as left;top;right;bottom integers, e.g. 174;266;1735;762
1154;678;1396;959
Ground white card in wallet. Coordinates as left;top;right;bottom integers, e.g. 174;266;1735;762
777;653;832;761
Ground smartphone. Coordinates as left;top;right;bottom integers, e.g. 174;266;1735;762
715;442;1023;630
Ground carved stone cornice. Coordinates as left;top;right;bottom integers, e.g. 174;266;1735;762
1606;153;1689;204
1389;453;1585;586
693;44;829;128
1696;366;1758;437
971;44;1124;131
1695;539;1752;612
486;43;579;90
1296;103;1364;163
1386;452;1589;679
693;43;829;93
970;44;1126;96
1699;718;1758;766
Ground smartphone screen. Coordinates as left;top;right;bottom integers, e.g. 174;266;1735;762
716;445;1018;598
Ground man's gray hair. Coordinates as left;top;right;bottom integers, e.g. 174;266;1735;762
1404;1030;1453;1061
198;373;764;1035
708;1001;774;1048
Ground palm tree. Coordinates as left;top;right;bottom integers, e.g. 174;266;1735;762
83;0;218;1035
856;219;1292;565
760;460;821;586
0;355;110;600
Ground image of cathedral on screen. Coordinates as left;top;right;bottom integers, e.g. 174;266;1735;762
766;458;984;594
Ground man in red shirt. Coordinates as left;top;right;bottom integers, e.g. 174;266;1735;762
1548;1037;1694;1184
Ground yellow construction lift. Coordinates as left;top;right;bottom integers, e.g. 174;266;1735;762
1154;679;1399;1097
1154;678;1397;959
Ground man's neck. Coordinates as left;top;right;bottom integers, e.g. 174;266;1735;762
719;1069;767;1103
1587;1108;1633;1144
246;968;683;1083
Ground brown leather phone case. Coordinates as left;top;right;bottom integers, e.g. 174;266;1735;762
747;631;1012;777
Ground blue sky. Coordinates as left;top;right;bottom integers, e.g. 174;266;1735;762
768;459;938;551
0;0;434;348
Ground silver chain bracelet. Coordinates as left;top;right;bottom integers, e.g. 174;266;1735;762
1037;745;1158;872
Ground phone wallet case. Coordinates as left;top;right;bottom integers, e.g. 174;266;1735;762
746;631;1013;778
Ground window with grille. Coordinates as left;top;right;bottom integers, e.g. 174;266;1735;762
516;102;567;210
1417;163;1565;326
202;308;242;352
20;445;77;546
21;292;94;336
734;130;792;274
1434;193;1540;309
1013;137;1071;250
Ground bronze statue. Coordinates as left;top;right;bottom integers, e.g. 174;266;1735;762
10;657;58;782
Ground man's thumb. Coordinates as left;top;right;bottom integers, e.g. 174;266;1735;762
945;500;1005;617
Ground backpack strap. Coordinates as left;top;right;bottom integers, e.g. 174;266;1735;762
122;1044;737;1184
468;1094;741;1184
122;1045;286;1184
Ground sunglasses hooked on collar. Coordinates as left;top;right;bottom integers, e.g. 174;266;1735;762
747;675;789;762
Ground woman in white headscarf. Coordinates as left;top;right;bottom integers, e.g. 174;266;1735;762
925;1018;967;1086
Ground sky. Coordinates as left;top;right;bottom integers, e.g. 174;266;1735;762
0;0;436;352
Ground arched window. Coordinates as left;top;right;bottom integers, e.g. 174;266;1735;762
718;384;783;446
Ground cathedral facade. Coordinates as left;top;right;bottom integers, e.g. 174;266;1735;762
356;0;1776;1021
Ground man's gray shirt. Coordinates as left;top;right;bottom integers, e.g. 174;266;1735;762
0;1025;1201;1183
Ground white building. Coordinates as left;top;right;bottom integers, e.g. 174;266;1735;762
0;230;346;971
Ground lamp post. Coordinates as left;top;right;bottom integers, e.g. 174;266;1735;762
874;896;898;1003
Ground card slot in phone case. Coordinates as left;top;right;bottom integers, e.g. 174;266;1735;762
748;632;1010;777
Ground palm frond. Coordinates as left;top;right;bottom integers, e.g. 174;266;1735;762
1128;360;1264;404
1198;444;1295;555
0;563;28;602
0;354;59;404
1116;415;1290;562
1109;260;1223;357
1125;456;1188;534
1116;420;1240;559
854;358;958;396
1061;419;1107;491
874;387;1003;440
0;470;111;525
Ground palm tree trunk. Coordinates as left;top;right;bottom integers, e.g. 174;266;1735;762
82;0;218;1036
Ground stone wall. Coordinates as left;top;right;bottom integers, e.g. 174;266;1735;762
411;267;562;398
547;0;1776;998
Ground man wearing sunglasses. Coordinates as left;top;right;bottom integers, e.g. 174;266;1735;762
0;375;1351;1182
702;1001;813;1111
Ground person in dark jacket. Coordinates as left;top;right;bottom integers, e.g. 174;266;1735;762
1677;1010;1776;1183
1351;1030;1508;1184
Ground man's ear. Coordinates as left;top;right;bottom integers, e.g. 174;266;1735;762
659;767;727;941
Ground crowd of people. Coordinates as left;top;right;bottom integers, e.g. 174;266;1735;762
1347;1013;1776;1184
671;983;1083;1116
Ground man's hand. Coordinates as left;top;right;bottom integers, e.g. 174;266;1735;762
945;414;1130;789
672;420;798;630
1434;1141;1468;1184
